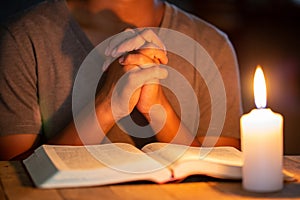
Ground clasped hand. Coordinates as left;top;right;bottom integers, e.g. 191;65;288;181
98;28;169;121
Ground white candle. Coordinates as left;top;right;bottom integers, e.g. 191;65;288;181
240;66;283;192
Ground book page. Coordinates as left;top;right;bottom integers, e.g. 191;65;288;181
44;143;167;173
43;145;107;170
142;143;243;167
86;143;167;174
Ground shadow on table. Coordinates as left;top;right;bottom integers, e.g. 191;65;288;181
210;181;300;198
10;161;35;187
116;175;241;186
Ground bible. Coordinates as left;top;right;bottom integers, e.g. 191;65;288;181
23;142;244;188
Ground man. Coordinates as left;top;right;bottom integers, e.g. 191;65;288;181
0;0;242;160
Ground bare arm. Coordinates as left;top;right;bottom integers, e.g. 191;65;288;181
143;95;201;147
0;91;116;160
0;134;39;160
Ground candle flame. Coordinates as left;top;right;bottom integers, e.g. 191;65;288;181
254;66;267;108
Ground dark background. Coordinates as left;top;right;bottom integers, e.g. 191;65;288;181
1;0;299;154
166;0;300;155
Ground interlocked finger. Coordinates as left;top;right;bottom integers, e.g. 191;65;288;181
138;42;168;65
119;52;159;70
139;28;166;52
106;28;166;58
105;28;136;57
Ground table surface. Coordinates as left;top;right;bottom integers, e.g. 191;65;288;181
1;156;300;200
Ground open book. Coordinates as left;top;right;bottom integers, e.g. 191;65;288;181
23;142;244;188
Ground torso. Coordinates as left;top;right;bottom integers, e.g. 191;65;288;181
66;0;165;46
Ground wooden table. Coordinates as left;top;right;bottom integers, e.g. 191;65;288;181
1;157;300;200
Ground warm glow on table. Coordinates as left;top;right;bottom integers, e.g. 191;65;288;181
240;66;283;192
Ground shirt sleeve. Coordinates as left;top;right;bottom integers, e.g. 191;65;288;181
0;25;42;135
191;20;243;140
218;36;243;139
194;36;243;140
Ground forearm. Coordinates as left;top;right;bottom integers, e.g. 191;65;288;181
48;98;115;145
144;97;200;147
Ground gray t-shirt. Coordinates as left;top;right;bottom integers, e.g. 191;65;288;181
0;0;242;147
